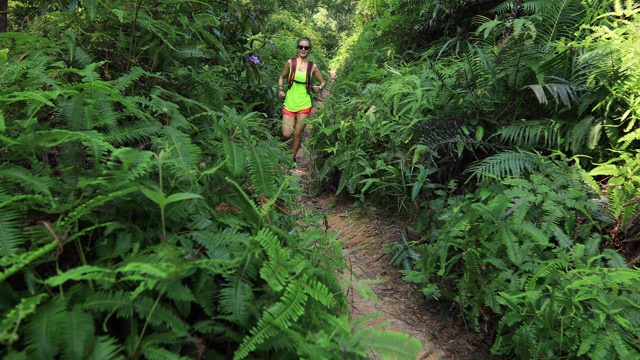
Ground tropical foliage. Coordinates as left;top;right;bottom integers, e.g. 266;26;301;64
3;0;640;358
308;0;640;358
0;0;422;359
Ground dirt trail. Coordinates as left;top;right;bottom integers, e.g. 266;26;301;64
316;196;448;360
292;158;482;360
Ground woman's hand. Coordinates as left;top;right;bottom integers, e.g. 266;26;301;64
312;85;323;93
278;90;285;99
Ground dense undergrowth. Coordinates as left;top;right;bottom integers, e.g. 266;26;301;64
2;0;640;359
309;0;640;358
0;0;422;359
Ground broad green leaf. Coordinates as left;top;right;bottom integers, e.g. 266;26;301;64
166;192;202;205
141;188;166;207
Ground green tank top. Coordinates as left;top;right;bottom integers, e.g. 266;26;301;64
283;63;312;112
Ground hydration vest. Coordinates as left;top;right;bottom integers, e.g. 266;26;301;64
288;58;314;93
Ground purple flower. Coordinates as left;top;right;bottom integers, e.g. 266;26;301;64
249;55;260;64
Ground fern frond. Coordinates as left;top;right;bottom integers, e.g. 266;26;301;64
223;137;245;177
0;204;27;257
192;270;218;318
160;125;201;180
61;308;96;360
96;147;154;190
0;165;54;198
525;79;578;108
359;330;422;360
0;240;58;283
498;309;524;330
142;346;191;360
80;130;114;166
492;0;550;16
466;150;541;181
175;45;210;60
24;298;67;360
62;186;140;227
535;0;584;46
415;117;477;160
513;323;537;358
104;120;162;147
233;282;307;360
44;265;116;287
113;66;149;91
256;229;296;292
164;279;195;303
0;294;48;346
88;336;124;360
246;143;276;198
72;47;96;70
81;291;189;336
219;275;254;327
190;227;250;259
298;273;335;308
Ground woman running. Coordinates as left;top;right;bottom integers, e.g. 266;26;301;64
277;37;326;167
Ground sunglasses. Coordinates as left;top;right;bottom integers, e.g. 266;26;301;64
297;45;310;50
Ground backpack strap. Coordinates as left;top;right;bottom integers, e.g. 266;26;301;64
288;58;296;88
305;61;314;92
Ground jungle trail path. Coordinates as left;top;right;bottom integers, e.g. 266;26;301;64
289;71;491;360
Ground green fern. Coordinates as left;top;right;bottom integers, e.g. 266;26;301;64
0;240;59;283
0;294;48;346
60;308;96;360
142;346;191;360
466;150;541;180
535;0;584;46
234;282;308;359
358;330;422;360
0;205;27;257
0;165;54;199
81;290;189;336
219;275;255;327
87;336;124;360
245;141;277;199
159;126;202;181
23;298;68;360
104;120;162;147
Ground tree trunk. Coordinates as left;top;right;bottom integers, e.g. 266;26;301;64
0;0;7;33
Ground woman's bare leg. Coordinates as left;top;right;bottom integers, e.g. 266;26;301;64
282;114;296;139
291;113;308;160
